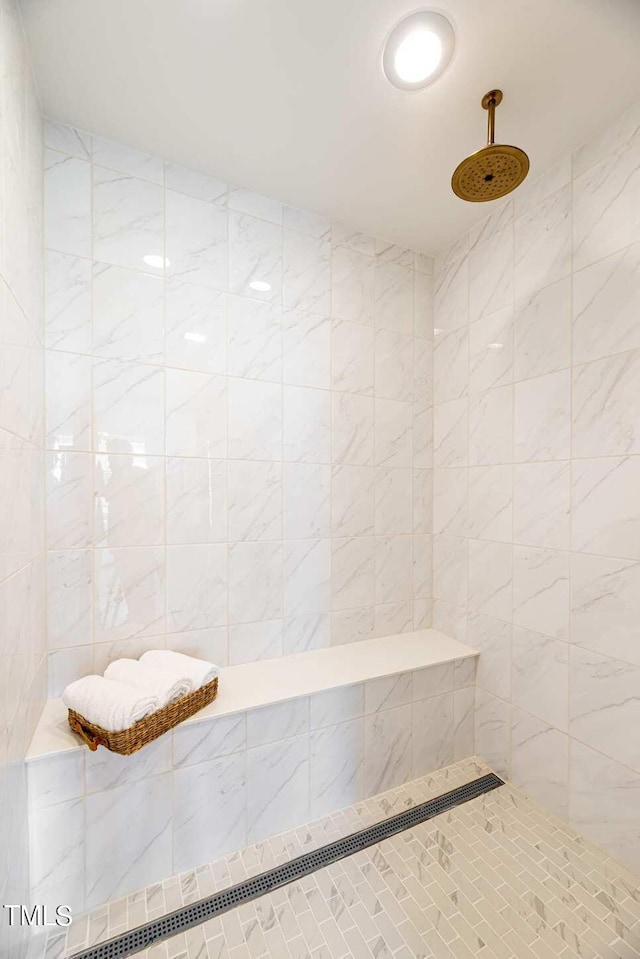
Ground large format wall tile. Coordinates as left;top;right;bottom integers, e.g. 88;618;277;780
93;166;164;272
92;137;163;183
228;460;283;542
374;261;413;334
570;646;640;771
94;546;166;643
573;241;640;364
46;450;92;548
434;251;468;334
285;463;330;540
29;798;85;913
310;719;364;818
434;398;468;468
514;371;570;462
572;350;640;457
434;328;468;403
173;753;246;873
513;277;570;380
227;295;281;381
467;465;512;543
173;713;246;767
570;739;640;871
468;539;512;621
469;223;513;323
514;185;571;301
228;542;283;625
229;619;282;664
166;190;227;291
85;736;170;794
93;263;163;362
433;468;467;537
331;246;374;325
93;359;165;456
85;774;172;910
513;462;570;549
430;98;640;872
246;735;309;843
166;369;227;458
573;125;640;271
165;280;227;374
511;710;568;820
469;386;513;465
283;230;330;314
433;534;468;608
512;626;569;730
167;544;226;632
47;550;91;649
572;456;640;558
412;693;454;775
469;307;513;393
166;458;226;544
45;118;91;159
571;552;640;665
474;688;509;777
467;613;511;701
331;319;374;394
44;123;434;691
364;704;412;794
512;546;570;640
284;539;330;615
45;350;91;450
94;452;164;547
45;150;91;257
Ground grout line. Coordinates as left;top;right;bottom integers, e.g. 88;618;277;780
88;131;96;695
41;321;640;391
508;196;516;776
568;132;576;829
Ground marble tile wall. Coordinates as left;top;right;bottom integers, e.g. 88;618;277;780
27;660;474;914
432;96;640;871
0;1;46;956
43;120;434;691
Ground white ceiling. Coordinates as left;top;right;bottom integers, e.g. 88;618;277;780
20;0;640;254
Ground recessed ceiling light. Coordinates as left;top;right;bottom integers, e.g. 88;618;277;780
488;342;504;351
383;11;455;91
395;30;441;84
143;254;170;269
184;331;207;344
249;280;271;292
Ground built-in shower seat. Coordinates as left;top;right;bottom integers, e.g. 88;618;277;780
25;629;478;915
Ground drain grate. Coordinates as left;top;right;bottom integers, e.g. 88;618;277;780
70;772;503;959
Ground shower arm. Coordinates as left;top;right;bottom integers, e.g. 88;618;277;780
482;89;503;146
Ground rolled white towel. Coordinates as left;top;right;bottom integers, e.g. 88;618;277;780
104;658;192;708
141;650;219;691
62;675;159;732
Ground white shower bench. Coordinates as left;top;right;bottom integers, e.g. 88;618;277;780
26;629;478;914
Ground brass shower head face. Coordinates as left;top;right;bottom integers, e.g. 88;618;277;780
452;143;530;201
451;89;530;202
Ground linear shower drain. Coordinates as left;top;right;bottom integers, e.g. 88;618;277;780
70;772;503;959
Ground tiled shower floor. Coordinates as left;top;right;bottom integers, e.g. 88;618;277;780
40;758;640;959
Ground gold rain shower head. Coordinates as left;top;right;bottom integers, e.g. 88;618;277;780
451;90;529;202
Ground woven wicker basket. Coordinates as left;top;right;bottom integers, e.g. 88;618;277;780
67;676;219;755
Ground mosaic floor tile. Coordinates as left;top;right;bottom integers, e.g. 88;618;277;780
40;758;640;959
